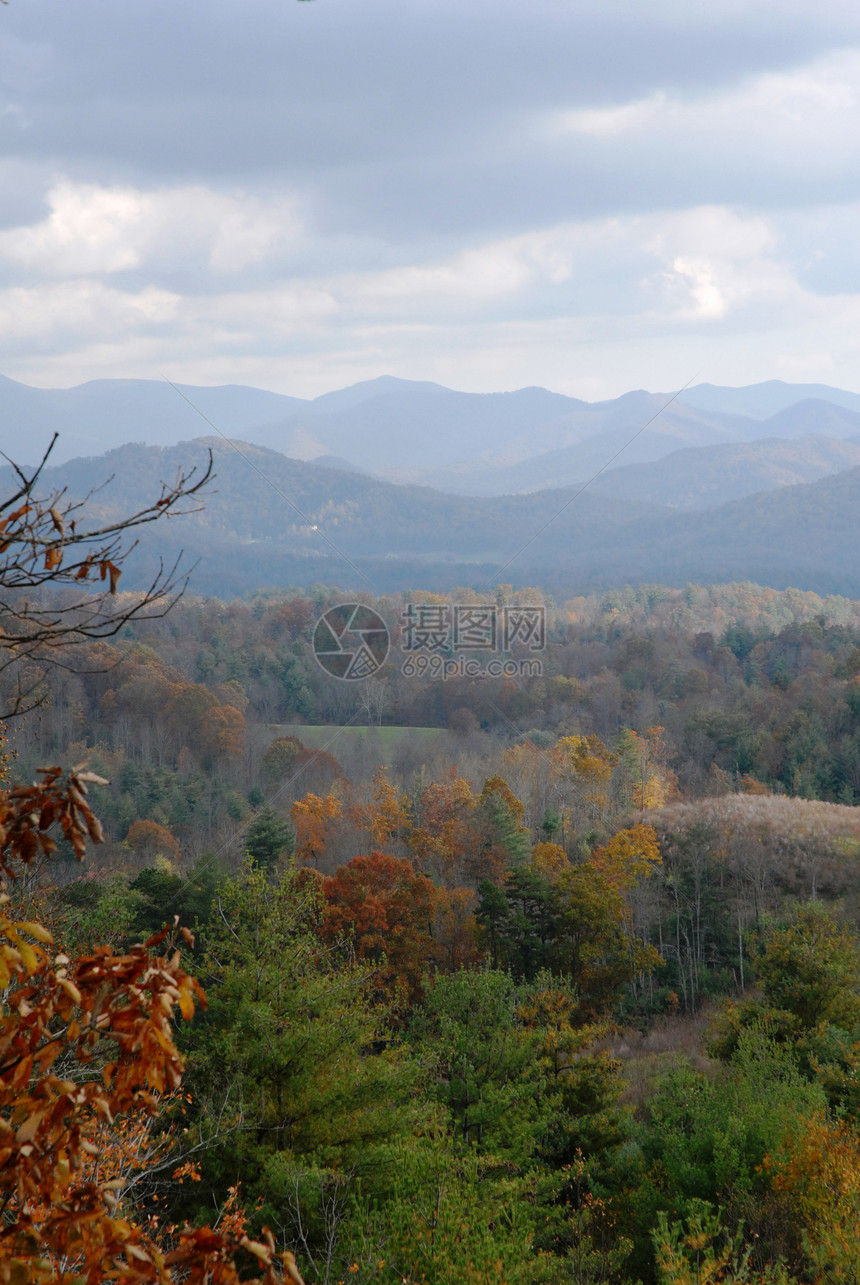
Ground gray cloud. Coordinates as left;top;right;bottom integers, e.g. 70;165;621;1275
2;0;860;396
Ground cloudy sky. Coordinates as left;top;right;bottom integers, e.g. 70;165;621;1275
2;0;860;399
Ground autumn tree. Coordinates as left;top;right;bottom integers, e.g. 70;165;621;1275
320;850;442;999
290;791;343;867
551;734;618;839
502;733;618;846
348;767;411;850
407;773;476;885
125;819;182;866
771;1115;860;1282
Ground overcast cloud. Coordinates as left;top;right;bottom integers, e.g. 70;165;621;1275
2;0;860;398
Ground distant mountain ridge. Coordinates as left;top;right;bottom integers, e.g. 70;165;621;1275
585;434;860;510
5;372;860;510
6;434;859;600
677;380;860;420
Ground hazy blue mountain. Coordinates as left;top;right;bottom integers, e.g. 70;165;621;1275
249;384;584;473
6;373;860;506
312;454;373;475
584;434;860;510
418;403;757;494
678;380;860;420
252;388;762;481
2;374;307;465
577;465;860;600
755;399;860;440
1;372;457;467
307;375;451;414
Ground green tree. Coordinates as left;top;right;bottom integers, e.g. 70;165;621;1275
711;904;860;1113
179;862;416;1272
345;1134;540;1285
633;1031;825;1277
245;806;295;866
411;967;545;1160
652;1201;791;1284
756;903;860;1032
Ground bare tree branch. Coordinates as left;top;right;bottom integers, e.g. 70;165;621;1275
0;434;213;717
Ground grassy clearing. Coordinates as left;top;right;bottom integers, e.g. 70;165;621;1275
608;1011;716;1114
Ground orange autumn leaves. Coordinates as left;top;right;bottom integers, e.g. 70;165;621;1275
0;769;301;1285
291;766;529;887
289;766;664;1006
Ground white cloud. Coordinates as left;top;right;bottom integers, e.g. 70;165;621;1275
552;47;860;158
3;32;860;401
0;280;180;341
554;95;668;140
8;192;860;402
0;180;305;279
641;206;793;321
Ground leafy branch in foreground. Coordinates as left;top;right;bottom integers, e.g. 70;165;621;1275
0;763;303;1285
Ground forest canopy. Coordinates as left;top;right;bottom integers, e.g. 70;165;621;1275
5;574;860;1282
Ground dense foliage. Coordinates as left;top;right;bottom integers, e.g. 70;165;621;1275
8;579;860;1283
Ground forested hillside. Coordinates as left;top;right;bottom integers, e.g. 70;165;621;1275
8;579;860;1281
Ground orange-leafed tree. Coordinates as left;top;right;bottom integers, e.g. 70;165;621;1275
407;773;476;885
125;819;182;866
290;790;343;866
198;703;246;766
0;763;302;1285
551;734;617;833
770;1114;860;1282
530;840;570;881
320;850;442;999
349;766;411;849
590;823;661;893
432;885;480;971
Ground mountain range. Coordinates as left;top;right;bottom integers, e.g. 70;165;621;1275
6;372;860;507
2;431;857;600
3;371;860;596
